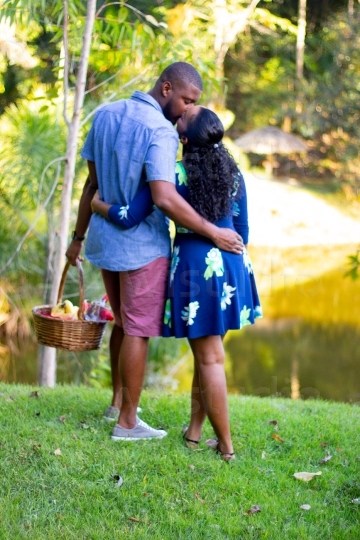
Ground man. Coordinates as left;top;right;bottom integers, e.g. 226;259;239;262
66;62;242;441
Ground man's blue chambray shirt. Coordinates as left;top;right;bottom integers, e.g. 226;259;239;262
81;91;179;271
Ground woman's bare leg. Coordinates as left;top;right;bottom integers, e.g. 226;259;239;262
188;335;233;456
185;362;207;442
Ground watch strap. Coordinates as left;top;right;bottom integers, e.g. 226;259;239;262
72;231;85;241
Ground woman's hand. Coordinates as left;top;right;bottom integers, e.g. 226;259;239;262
91;190;100;213
90;191;111;219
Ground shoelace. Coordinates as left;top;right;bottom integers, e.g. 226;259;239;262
136;418;161;432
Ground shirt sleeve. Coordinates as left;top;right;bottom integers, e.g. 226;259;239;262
144;129;179;183
107;184;154;228
232;172;249;244
80;117;96;161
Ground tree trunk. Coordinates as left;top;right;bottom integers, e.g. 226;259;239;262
38;0;97;387
296;0;307;80
212;0;260;107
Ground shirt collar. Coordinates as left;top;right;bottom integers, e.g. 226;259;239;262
131;91;163;114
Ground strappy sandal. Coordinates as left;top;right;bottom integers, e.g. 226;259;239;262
182;427;200;450
215;444;236;462
206;438;235;461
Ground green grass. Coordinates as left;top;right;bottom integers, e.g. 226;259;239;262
0;384;359;539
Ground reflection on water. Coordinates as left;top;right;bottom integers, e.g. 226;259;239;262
0;338;98;385
1;261;360;404
171;262;360;404
226;319;360;403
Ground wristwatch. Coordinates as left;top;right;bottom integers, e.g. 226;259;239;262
72;231;85;242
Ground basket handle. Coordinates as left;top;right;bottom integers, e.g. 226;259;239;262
57;259;85;320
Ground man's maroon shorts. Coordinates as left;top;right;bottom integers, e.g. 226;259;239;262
101;257;169;337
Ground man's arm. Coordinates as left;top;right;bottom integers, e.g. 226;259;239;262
65;161;98;265
149;181;243;253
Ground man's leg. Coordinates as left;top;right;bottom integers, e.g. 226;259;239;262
101;269;124;413
111;257;169;440
109;324;124;409
117;335;148;428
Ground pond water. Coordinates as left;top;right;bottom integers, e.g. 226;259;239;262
1;253;360;404
171;252;360;404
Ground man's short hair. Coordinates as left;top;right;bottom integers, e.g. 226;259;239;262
159;62;203;91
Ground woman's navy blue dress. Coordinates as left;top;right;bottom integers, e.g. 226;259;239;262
107;161;262;338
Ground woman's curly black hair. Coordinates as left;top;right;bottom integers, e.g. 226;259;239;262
182;107;241;223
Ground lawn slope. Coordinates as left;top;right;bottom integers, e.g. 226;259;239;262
0;384;359;539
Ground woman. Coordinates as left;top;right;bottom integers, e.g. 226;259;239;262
92;106;262;461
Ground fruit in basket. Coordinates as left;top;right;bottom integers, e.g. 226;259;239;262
51;300;79;320
83;299;114;321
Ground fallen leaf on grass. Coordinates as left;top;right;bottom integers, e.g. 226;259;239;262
271;433;284;443
261;451;266;460
300;504;311;510
128;517;150;525
189;465;195;471
53;448;62;456
319;451;332;465
32;444;42;451
79;421;89;429
58;415;66;423
29;391;40;398
351;498;360;505
320;442;328;447
244;505;261;515
294;471;322;482
194;493;204;503
268;420;279;430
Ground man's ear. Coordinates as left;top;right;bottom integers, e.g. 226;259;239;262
179;135;188;145
161;81;172;97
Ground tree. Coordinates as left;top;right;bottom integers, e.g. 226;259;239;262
0;0;219;386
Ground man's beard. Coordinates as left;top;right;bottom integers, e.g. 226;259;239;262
162;100;179;125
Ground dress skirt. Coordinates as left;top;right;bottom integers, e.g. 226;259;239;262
163;229;262;339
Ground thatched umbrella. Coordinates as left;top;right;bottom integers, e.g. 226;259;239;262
234;126;308;175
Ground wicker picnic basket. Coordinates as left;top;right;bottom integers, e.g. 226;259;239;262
32;260;107;351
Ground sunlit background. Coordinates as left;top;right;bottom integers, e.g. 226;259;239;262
0;0;359;404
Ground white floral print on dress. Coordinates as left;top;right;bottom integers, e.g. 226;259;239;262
118;205;129;220
233;201;240;217
240;305;252;328
170;246;180;284
163;298;172;327
176;162;188;186
204;248;224;280
243;248;253;274
221;282;236;311
181;301;199;326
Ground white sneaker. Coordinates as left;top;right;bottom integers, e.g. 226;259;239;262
111;417;167;441
103;405;142;422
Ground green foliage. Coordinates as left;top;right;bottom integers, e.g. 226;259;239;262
345;250;360;280
297;12;360;194
0;98;66;280
0;384;359;538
